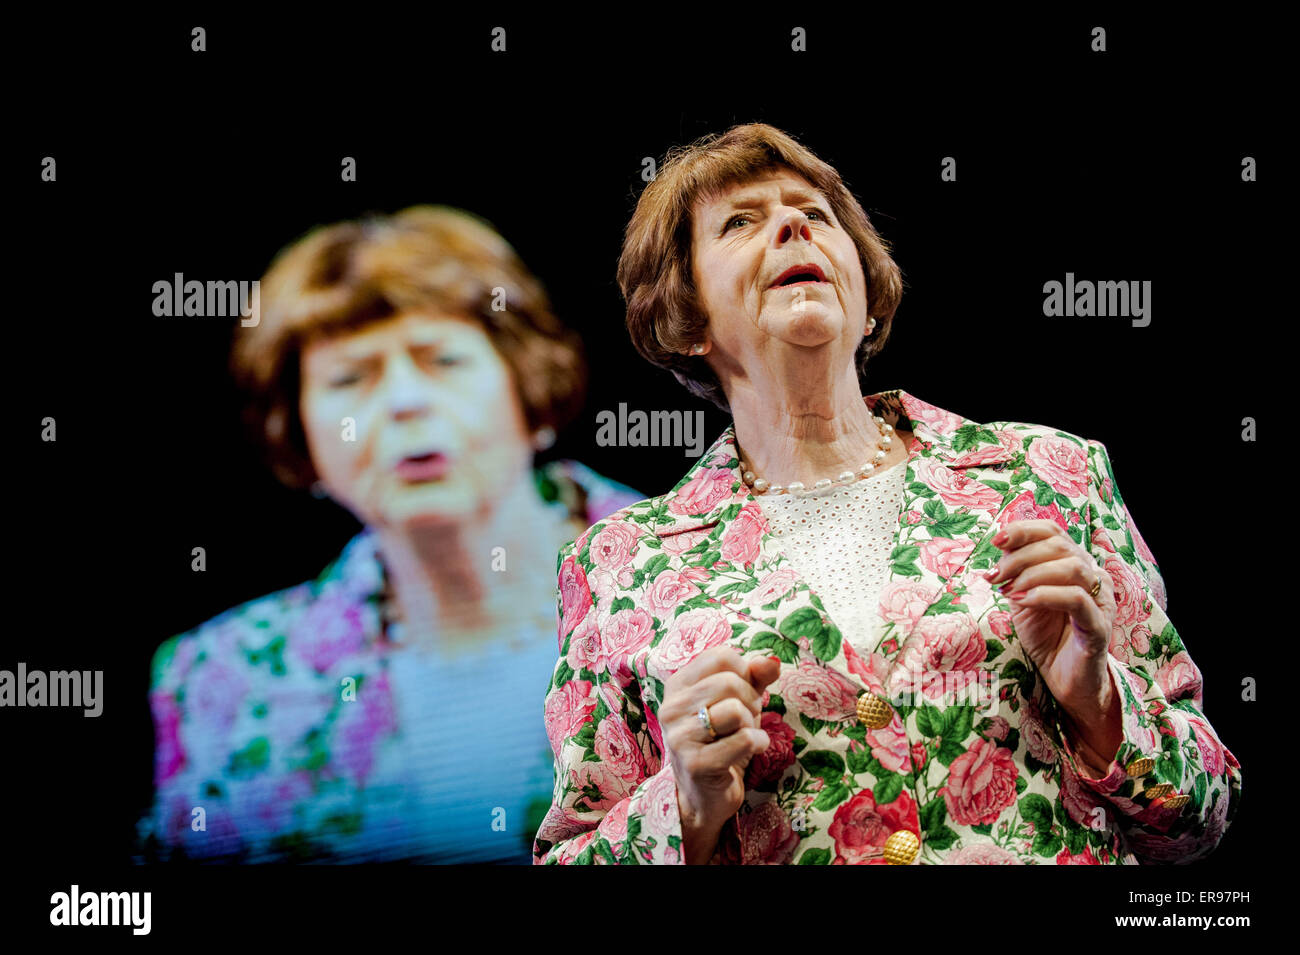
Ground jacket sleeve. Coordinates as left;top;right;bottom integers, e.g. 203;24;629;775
139;631;215;861
533;536;686;864
1053;439;1242;863
137;623;254;862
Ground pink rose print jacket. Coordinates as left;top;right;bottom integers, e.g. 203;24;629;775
534;390;1241;865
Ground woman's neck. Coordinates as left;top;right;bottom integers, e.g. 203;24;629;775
373;466;581;654
727;374;908;488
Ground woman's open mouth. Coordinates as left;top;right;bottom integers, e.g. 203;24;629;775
770;263;828;288
395;452;449;483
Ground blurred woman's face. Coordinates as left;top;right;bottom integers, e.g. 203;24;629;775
299;311;534;529
690;168;869;374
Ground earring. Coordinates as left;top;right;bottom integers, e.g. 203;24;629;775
864;317;877;335
690;343;706;355
532;426;557;451
309;481;330;499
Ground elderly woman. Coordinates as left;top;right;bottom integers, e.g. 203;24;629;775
137;206;640;864
533;124;1241;865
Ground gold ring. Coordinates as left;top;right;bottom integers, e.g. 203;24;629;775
1089;569;1102;598
697;705;717;742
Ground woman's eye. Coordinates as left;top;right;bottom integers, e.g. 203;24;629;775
806;209;826;222
329;373;362;388
434;354;465;367
725;215;750;232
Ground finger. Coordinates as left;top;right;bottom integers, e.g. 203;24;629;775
697;726;770;769
995;519;1070;553
695;697;758;741
1009;584;1109;637
692;671;764;715
746;655;783;692
985;536;1073;585
997;554;1095;596
665;644;747;696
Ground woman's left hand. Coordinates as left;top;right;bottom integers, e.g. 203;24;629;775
983;519;1116;717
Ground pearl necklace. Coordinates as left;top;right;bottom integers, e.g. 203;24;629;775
739;414;895;496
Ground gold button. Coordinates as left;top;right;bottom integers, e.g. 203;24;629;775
856;692;893;730
1125;757;1154;777
1162;794;1190;810
883;829;920;866
1143;783;1174;800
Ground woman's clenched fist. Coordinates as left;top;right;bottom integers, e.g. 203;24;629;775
659;646;783;864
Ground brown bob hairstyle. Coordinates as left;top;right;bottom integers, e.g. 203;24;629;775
618;123;904;412
232;205;586;491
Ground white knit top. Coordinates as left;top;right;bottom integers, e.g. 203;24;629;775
754;460;908;656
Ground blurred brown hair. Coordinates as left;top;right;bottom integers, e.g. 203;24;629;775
232;206;586;490
618;123;904;411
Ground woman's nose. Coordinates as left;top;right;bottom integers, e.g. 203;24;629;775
775;211;813;244
380;355;434;419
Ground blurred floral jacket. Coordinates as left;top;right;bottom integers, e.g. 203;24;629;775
534;389;1242;865
139;460;641;864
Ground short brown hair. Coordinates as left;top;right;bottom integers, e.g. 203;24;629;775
232;206;586;490
618;124;903;411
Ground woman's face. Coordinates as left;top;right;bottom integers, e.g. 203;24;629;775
299;310;534;529
690;168;869;377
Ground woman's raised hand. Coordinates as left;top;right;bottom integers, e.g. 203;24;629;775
985;519;1117;717
660;646;783;864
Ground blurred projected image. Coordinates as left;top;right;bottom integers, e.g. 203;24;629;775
137;207;640;863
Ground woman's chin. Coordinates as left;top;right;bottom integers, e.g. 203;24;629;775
376;483;477;528
773;318;842;349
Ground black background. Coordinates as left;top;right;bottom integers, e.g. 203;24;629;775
7;8;1281;936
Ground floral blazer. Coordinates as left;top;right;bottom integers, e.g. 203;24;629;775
139;460;641;864
534;389;1242;865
